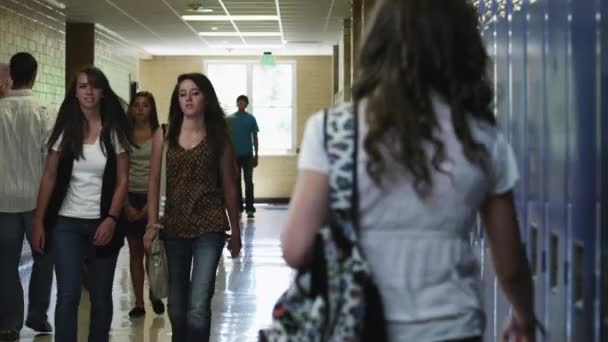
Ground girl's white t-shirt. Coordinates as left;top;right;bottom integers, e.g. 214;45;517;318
52;132;125;219
298;97;519;341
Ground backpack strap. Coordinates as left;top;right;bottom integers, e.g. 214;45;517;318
323;104;358;242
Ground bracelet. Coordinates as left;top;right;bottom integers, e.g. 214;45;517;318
107;214;118;223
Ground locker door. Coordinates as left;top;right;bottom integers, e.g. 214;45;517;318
546;205;568;342
594;1;607;341
544;0;569;340
599;0;608;340
527;201;546;341
525;0;548;335
568;0;599;340
494;0;512;330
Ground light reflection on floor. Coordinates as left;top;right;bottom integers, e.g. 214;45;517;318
17;206;292;341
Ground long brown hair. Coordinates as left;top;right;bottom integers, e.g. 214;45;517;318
167;73;228;159
353;0;495;195
47;66;132;159
127;91;160;137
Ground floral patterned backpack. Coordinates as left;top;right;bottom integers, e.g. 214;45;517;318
259;105;387;341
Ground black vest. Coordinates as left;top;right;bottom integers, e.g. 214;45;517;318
44;130;124;257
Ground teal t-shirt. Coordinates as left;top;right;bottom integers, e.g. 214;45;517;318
228;111;259;157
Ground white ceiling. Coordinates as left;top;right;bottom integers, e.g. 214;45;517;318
61;0;350;56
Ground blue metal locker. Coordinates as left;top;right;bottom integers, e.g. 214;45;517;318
475;1;604;341
524;0;549;338
568;0;599;340
599;0;608;339
594;1;607;341
544;0;569;340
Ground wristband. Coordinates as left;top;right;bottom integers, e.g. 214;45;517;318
107;214;118;223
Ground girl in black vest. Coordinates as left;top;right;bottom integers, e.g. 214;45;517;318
32;66;131;342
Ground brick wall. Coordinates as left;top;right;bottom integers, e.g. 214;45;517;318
0;0;66;109
139;55;333;198
95;28;139;102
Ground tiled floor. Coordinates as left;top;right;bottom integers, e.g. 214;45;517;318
17;206;292;341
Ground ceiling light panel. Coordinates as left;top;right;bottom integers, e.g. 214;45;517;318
181;15;279;21
217;0;276;15
203;36;243;44
242;36;284;45
229;21;280;32
199;32;282;36
188;22;236;32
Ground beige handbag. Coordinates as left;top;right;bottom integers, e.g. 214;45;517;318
146;138;169;299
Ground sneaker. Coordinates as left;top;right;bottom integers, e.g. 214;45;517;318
151;298;165;315
25;320;52;333
247;211;255;219
0;330;19;341
128;307;146;318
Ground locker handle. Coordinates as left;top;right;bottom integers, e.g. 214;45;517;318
549;232;558;290
573;242;584;309
564;261;568;286
541;250;546;273
529;225;539;276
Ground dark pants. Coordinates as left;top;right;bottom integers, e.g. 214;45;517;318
0;210;53;331
52;217;119;342
237;156;255;213
165;233;225;342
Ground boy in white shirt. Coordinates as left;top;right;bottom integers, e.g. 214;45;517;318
0;52;55;341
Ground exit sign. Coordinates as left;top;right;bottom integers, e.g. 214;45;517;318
261;54;275;66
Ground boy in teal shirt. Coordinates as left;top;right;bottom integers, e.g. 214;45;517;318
228;95;259;218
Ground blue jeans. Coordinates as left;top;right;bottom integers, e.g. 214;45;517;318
0;210;53;331
52;217;119;342
165;232;225;342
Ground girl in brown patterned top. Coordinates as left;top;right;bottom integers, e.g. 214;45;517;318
145;73;241;342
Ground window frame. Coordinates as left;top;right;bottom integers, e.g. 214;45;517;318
204;59;298;156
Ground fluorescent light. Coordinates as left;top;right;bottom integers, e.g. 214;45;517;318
274;0;285;47
182;15;279;21
211;27;218;30
209;44;285;49
44;0;66;9
199;32;282;37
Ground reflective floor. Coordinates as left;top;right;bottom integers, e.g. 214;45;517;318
17;205;292;341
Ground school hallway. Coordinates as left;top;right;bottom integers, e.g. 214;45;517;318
16;206;292;342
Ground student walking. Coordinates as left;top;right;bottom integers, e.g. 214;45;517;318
32;66;131;342
145;73;242;342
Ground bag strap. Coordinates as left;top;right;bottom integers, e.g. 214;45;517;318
323;104;359;242
159;129;169;218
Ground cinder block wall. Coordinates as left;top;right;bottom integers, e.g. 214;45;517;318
0;0;66;108
94;28;139;101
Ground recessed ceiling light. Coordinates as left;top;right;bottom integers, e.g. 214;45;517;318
211;27;218;30
199;32;282;37
182;15;279;21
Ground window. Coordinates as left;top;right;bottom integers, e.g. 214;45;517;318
206;60;296;155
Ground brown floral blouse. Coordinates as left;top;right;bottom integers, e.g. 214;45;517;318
163;139;229;238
